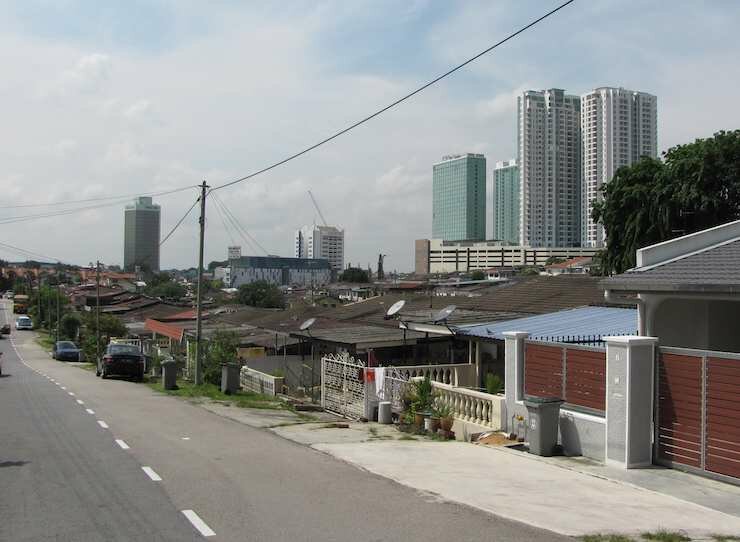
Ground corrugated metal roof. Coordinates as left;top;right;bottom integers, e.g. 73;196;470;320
457;306;637;342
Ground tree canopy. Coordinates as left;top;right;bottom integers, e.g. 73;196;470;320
592;130;740;275
237;281;285;308
339;267;370;283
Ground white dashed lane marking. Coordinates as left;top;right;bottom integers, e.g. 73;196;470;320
97;420;109;429
115;439;130;450
141;467;162;482
181;510;216;537
86;409;95;415
76;399;84;405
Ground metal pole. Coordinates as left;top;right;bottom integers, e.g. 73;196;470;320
96;261;101;364
194;180;209;385
56;276;61;343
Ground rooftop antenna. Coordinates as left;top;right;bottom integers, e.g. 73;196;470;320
432;305;457;324
384;299;406;320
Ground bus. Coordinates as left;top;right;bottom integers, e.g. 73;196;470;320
13;294;29;314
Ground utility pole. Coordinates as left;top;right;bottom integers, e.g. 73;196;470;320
96;261;101;365
56;271;61;343
194;180;209;385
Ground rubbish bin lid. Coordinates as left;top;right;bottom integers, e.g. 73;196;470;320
524;395;563;405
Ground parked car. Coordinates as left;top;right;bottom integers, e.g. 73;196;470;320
53;341;81;362
15;316;33;330
97;343;145;380
0;324;10;334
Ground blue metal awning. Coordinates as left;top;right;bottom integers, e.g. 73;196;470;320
456;306;637;343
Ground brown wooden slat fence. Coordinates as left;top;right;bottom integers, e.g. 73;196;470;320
524;342;606;412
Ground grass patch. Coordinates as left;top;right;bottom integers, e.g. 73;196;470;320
35;335;55;351
712;536;740;542
75;362;97;372
146;380;286;410
581;535;634;542
641;531;690;542
398;435;417;441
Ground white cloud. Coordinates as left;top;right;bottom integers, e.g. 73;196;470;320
44;53;112;98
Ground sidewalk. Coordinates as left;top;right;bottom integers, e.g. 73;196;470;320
138;390;740;538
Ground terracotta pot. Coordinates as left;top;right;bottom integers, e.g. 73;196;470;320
414;412;424;427
430;416;441;433
440;416;454;432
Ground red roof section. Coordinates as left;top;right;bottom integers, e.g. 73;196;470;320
145;318;186;342
546;256;593;270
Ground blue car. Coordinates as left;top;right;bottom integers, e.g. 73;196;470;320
53;341;81;362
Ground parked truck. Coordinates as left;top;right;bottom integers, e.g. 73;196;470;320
13;294;29;314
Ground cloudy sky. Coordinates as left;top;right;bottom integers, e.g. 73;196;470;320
0;0;738;271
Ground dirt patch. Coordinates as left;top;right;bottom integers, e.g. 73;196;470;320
475;432;518;447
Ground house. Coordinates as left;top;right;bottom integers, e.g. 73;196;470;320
544;256;593;276
601;219;740;351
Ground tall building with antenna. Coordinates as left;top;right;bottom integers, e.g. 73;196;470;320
124;196;161;272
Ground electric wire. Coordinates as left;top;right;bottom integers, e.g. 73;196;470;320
0;240;67;264
0;185;198;210
211;192;269;255
210;192;259;255
211;0;575;192
209;194;237;246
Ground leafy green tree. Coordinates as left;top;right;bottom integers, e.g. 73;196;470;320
149;281;186;299
80;313;128;362
237;281;285;308
59;313;81;341
203;330;239;385
593;130;740;274
470;270;485;281
339;267;370;283
27;285;69;331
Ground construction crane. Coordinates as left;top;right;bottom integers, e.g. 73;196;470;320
307;190;328;226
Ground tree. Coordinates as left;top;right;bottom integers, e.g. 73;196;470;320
59;313;82;341
592;130;740;274
339;267;370;283
470;270;485;280
237;281;285;308
80;313;128;362
202;330;239;385
149;281;186;299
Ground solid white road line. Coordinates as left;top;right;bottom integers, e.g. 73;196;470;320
86;408;95;415
97;420;109;429
181;510;216;537
115;439;130;450
141;467;162;482
76;399;84;405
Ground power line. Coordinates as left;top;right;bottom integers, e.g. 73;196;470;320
211;0;574;192
0;185;197;210
209;195;237;246
160;196;201;247
0;240;67;264
0;186;198;226
211;194;257;254
211;192;269;255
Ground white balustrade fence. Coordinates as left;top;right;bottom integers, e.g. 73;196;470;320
392;363;476;388
240;366;285;397
432;381;504;430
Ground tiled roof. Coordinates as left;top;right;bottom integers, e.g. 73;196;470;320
602;238;740;293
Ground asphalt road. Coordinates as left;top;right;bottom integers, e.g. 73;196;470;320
0;301;569;542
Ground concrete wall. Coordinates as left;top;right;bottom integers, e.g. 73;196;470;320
559;410;605;461
651;298;740;352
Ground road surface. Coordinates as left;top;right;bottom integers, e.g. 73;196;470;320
0;301;567;541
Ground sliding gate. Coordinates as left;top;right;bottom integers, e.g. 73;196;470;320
656;348;740;482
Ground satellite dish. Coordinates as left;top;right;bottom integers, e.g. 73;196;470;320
385;300;406;319
299;317;316;331
433;305;457;324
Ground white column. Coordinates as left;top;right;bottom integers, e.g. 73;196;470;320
503;331;529;432
604;335;659;469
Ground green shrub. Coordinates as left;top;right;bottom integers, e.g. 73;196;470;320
485;373;503;395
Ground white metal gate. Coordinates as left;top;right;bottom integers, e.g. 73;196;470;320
321;353;367;420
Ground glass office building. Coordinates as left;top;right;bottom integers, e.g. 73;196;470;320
493;159;520;245
432;153;486;241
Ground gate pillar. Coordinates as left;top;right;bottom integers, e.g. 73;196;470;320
604;336;659;469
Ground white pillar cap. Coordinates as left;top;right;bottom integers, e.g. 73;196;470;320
603;335;658;345
502;331;530;339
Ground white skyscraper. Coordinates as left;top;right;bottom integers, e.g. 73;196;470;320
581;87;657;247
295;225;344;272
518;89;581;247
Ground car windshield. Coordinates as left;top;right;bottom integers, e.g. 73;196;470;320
108;344;140;356
57;341;76;349
18;317;31;323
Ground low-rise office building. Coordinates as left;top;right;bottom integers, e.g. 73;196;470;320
216;256;331;288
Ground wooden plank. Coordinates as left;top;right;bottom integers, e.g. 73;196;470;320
658;447;701;468
706;456;740;479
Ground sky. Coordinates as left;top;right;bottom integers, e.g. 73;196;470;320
0;0;739;272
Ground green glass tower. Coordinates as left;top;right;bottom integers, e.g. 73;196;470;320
493;159;520;245
432;153;486;241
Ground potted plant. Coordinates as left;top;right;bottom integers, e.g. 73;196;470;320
411;376;434;428
435;401;454;432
